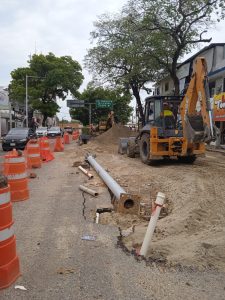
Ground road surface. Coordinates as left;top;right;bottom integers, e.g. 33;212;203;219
1;143;224;299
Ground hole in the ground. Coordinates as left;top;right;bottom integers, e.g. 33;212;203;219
124;199;134;209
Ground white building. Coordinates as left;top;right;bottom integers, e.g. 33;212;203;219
0;86;11;136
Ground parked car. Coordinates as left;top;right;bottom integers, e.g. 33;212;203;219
2;128;36;151
36;127;48;137
64;126;73;134
47;126;63;138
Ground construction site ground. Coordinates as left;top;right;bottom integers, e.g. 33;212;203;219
1;126;225;300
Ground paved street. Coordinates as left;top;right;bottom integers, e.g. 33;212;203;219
1;143;225;300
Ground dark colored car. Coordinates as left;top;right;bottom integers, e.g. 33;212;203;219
64;126;73;134
47;126;63;138
2;128;36;151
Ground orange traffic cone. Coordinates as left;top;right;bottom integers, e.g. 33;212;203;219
0;184;20;289
63;132;70;144
26;139;42;168
4;151;29;202
54;137;64;152
39;137;54;162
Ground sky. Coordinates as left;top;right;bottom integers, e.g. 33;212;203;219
0;0;225;121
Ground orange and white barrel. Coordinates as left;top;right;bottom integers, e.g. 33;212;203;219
39;137;54;162
26;139;42;168
0;185;20;289
4;154;29;202
63;132;70;144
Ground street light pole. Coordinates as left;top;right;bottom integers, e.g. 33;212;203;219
89;103;92;127
25;75;28;127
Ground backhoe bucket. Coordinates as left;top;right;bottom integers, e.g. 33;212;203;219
185;115;211;143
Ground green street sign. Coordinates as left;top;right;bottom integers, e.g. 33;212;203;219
95;99;113;109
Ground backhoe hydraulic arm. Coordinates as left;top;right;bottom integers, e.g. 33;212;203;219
180;57;214;144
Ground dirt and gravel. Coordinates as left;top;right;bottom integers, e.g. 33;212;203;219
76;125;225;272
1;130;225;299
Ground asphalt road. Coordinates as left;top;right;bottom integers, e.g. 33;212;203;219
1;143;225;299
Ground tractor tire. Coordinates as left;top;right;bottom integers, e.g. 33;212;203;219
140;134;154;165
127;139;136;158
177;155;196;164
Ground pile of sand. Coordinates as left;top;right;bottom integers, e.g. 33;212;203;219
94;124;137;146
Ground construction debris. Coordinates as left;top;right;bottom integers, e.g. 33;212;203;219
81;235;96;241
78;165;93;179
79;185;98;196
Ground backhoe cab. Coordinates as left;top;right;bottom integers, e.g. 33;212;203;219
125;57;215;164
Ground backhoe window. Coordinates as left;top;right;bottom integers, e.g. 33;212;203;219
146;102;154;122
154;100;161;119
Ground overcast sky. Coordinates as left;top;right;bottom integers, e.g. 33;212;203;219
0;0;225;120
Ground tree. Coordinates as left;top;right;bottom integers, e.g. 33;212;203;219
9;53;84;125
70;83;133;126
84;13;158;121
127;0;225;95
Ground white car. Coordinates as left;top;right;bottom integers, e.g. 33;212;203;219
36;127;48;137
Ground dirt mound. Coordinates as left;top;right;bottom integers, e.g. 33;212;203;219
94;124;136;146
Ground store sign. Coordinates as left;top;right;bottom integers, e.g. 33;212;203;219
214;93;225;121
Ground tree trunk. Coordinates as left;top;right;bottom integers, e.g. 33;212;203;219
130;84;144;123
171;54;180;96
171;74;180;96
42;114;48;126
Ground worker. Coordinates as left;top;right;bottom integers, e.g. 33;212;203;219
163;102;174;117
163;102;176;129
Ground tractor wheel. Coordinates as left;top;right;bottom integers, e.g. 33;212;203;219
140;134;154;165
177;155;196;164
127;139;136;158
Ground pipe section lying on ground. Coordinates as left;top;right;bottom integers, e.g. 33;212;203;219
139;192;165;257
79;185;98;197
86;154;141;215
86;155;125;199
78;166;93;179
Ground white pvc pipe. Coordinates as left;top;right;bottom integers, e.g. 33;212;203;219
139;192;165;257
78;166;93;179
79;185;98;196
96;213;100;224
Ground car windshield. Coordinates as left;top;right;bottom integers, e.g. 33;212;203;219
8;128;28;135
49;127;60;131
37;127;47;131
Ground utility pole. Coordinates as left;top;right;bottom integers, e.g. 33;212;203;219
9;102;12;129
25;75;28;127
89;104;92;127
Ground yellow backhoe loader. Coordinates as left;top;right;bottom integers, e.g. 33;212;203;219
122;57;215;164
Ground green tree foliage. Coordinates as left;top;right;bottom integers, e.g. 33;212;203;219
70;83;133;126
85;0;225;120
9;53;84;125
84;13;158;121
125;0;225;94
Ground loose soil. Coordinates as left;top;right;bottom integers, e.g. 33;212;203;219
72;125;225;272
